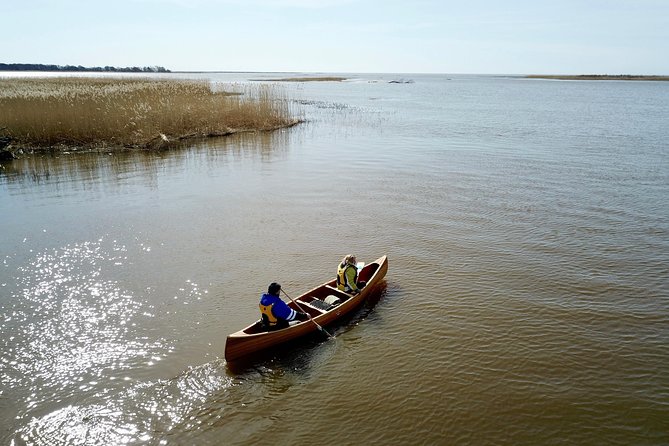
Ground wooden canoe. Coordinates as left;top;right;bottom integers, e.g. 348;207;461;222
224;255;388;362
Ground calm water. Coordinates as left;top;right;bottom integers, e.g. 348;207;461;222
1;73;668;445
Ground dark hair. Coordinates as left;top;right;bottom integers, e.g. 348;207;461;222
268;282;281;295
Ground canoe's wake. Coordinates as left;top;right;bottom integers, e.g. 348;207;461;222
16;341;348;445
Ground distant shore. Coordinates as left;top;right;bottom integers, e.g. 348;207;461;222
526;74;669;81
0;63;170;73
252;76;347;82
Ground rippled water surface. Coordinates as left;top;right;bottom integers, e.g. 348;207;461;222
1;73;668;445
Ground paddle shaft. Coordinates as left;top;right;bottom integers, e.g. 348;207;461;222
281;289;334;339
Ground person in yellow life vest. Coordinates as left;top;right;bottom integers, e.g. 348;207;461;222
259;282;308;330
336;254;366;294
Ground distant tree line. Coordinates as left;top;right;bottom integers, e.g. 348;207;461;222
0;63;170;73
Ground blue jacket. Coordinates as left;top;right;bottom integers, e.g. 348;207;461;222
259;293;298;322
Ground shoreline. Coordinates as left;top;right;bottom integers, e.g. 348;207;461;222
526;74;669;81
0;119;303;160
251;76;347;82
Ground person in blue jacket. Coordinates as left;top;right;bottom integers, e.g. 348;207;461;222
259;282;308;330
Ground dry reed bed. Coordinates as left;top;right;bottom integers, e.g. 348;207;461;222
0;77;300;151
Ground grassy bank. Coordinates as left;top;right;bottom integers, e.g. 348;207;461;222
526;74;669;81
0;77;300;152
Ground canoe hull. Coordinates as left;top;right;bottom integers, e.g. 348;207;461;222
224;255;388;363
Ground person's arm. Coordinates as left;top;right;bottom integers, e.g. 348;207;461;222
271;298;297;321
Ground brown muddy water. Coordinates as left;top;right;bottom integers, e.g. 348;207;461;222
1;73;668;445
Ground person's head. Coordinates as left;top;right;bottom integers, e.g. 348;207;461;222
268;282;281;295
342;254;357;265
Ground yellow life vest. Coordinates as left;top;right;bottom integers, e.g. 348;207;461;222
259;302;278;326
337;262;358;292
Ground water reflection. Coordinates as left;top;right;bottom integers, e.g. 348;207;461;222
18;360;235;445
0;129;294;191
0;239;170;442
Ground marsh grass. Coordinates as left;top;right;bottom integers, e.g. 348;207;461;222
0;77;300;151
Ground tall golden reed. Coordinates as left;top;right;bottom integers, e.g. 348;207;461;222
0;77;300;150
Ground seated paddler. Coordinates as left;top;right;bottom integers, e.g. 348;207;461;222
336;254;366;294
259;282;308;330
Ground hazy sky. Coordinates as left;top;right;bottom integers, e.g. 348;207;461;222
3;0;668;74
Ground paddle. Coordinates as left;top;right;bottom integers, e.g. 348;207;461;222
281;289;335;339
